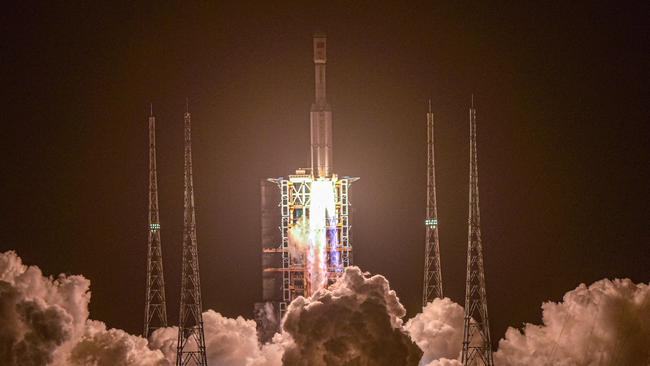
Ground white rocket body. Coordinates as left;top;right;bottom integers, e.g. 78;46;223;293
310;33;333;178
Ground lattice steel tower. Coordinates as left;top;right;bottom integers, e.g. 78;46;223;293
176;104;208;366
422;100;443;306
461;97;494;366
144;105;168;338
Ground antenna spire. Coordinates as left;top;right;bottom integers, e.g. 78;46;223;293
176;113;208;366
461;99;494;366
150;103;153;117
143;106;168;338
423;100;443;305
185;98;189;114
176;108;208;366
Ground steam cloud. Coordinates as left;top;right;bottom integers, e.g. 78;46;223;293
0;250;279;366
405;298;464;366
0;250;168;366
149;311;283;366
1;250;648;366
281;266;422;365
69;321;167;366
494;278;650;366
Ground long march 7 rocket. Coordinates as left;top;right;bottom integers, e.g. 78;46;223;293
311;33;333;178
255;33;357;341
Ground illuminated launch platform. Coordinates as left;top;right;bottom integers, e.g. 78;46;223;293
255;34;358;341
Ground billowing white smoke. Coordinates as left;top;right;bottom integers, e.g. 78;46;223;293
69;321;167;366
0;250;280;366
405;298;465;366
3;250;649;366
422;360;463;366
0;250;167;366
150;311;283;366
0;251;423;365
494;278;650;366
281;266;423;365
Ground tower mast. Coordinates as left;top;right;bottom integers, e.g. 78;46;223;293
422;100;443;306
144;105;168;338
176;104;208;366
461;96;494;366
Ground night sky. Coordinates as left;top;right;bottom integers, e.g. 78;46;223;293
2;1;648;345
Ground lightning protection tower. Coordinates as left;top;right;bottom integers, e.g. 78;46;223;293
461;97;494;366
176;104;208;366
144;105;168;338
422;100;443;306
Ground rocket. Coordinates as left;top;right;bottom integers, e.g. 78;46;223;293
310;33;333;178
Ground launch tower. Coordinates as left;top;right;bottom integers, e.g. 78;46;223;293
144;106;168;338
256;34;358;340
461;98;494;366
176;106;208;366
422;100;443;306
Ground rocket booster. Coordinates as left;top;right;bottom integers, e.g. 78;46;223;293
310;33;333;178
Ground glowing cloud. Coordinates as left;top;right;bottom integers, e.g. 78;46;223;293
494;278;650;366
2;250;648;366
405;297;465;365
282;266;423;365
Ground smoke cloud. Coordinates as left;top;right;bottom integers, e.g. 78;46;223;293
0;250;87;365
281;266;422;365
0;250;169;366
494;278;650;366
2;250;649;366
405;297;464;366
68;321;167;366
150;311;283;366
0;250;282;366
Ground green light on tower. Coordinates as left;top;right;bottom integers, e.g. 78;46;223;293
425;218;437;227
150;223;161;231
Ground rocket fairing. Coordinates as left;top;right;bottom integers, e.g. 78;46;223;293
310;33;333;178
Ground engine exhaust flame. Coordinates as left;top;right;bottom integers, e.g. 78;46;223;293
286;178;340;296
307;179;336;293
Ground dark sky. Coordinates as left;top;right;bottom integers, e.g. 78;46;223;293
2;2;648;344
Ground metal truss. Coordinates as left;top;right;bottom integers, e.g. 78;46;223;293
423;100;444;306
461;98;494;366
176;108;207;366
266;173;357;319
144;107;168;338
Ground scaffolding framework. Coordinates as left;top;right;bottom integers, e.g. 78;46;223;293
261;171;356;319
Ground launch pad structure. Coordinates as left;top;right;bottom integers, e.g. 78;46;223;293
263;171;357;308
255;34;358;340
